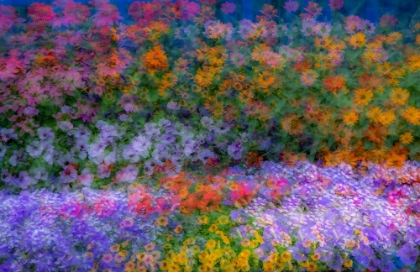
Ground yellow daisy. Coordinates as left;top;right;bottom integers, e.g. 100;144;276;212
400;132;414;145
343;112;359;126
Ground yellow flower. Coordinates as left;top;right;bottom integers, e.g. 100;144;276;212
183;238;196;246
378;111;396;126
386;32;402;44
221;235;230;245
307;262;318;272
390;88;409;105
280;251;292;262
344;259;353;268
263;262;275;271
310;252;321;261
206;239;217;250
343;112;359;126
400;132;414;145
354;88;374;106
348;32;366;48
156;216;169;226
174;225;183;233
216;215;230;225
197;215;209;225
124;261;136;272
367;106;382;123
209;224;218;232
402;106;420;125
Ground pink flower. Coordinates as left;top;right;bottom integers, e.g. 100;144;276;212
329;0;344;10
77;169;94;187
221;2;236;14
28;3;55;25
380;14;398;28
302;2;322;19
284;0;299;13
0;5;20;35
92;4;122;27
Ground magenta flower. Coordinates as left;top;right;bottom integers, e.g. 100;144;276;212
329;0;344;10
380;14;398;27
221;2;236;14
284;0;299;13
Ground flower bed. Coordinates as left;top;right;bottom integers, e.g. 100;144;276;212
1;0;420;270
1;161;419;271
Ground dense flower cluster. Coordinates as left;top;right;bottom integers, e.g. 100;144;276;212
0;1;420;191
0;161;419;271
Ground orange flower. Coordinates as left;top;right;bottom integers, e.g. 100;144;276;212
343;111;359;126
390;88;409;105
142;45;169;72
402;106;420;125
323;75;346;94
348;32;366;48
400;132;414;145
364;124;388;145
378;110;396;126
354;88;373;106
366;106;382;123
281;114;305;135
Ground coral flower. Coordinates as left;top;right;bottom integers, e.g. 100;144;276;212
28;3;55;25
323;75;346;93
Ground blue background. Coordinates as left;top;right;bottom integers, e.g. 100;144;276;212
1;0;418;24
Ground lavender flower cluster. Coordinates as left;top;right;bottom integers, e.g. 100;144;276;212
0;117;246;190
230;161;420;271
0;187;178;271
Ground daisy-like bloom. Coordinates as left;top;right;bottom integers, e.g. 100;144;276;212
390;88;409;105
400;132;414;145
401;106;420;125
221;2;236;14
343;111;359;126
300;70;318;86
284;0;299;13
366;106;382;123
329;0;344;10
378;110;396;126
348;32;367;48
323;75;346;93
354;88;373;106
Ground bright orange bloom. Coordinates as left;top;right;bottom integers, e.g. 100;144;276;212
354;88;374;106
142;45;169;72
343;111;359;126
348;32;366;48
390;88;409;105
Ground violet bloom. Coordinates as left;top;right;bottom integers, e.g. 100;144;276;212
221;2;236;14
397;243;419;266
238;19;254;39
0;128;18;142
115;165;138;183
227;139;243;160
284;0;299;13
38;127;55;141
230;51;246;67
329;0;344;10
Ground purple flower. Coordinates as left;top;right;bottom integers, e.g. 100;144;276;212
227;139;243;160
397;243;419;265
0;128;18;142
37;127;54;141
221;2;236;14
329;0;344;10
284;0;299;13
115;165;138;183
230;51;246;67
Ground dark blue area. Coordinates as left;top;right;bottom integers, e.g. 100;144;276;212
1;0;419;24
